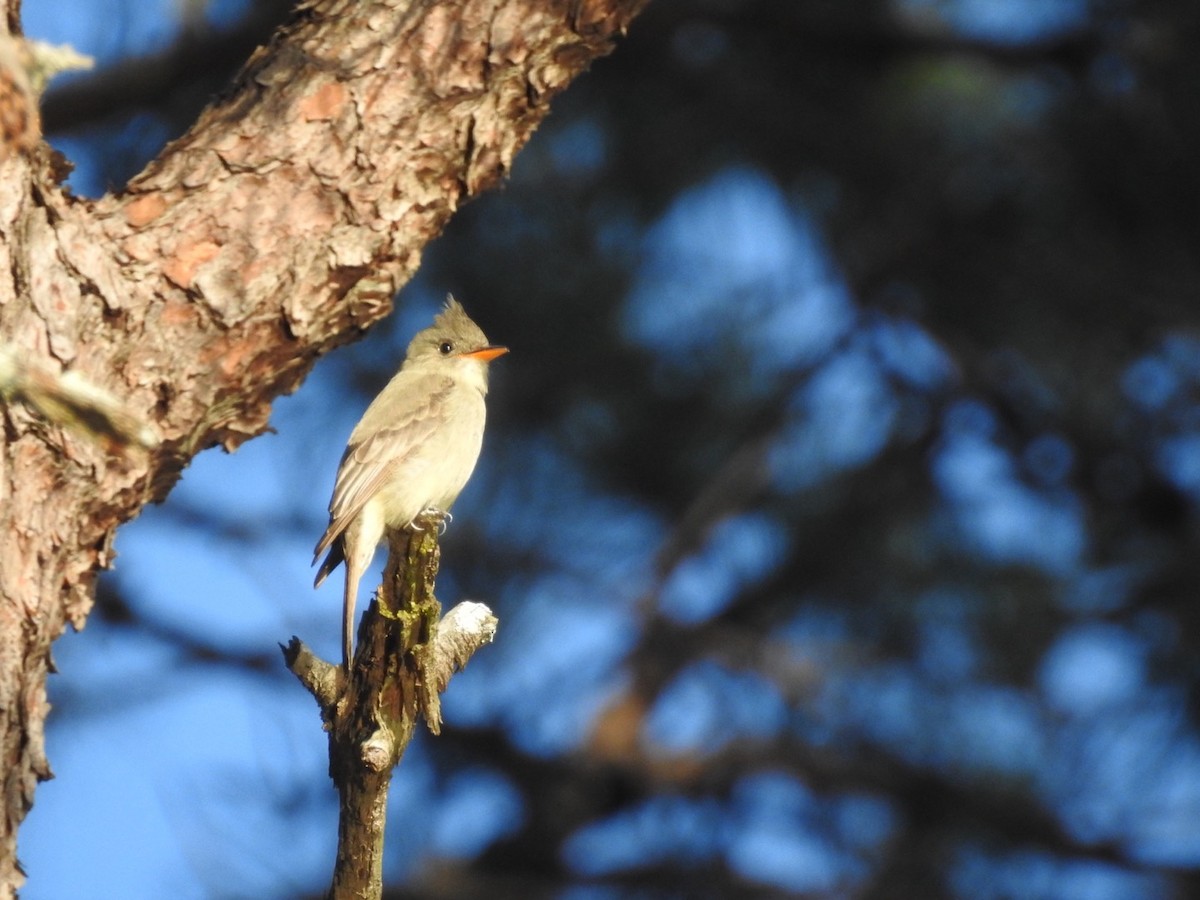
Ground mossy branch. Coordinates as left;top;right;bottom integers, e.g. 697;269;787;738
282;515;498;899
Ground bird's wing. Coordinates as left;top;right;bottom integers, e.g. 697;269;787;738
312;375;453;563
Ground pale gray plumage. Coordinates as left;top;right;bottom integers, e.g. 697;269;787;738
313;296;506;671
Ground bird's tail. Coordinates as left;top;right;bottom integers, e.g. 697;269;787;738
342;554;361;674
313;540;345;588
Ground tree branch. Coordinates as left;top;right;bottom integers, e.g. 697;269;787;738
284;518;497;899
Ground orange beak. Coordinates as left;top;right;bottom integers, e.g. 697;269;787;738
462;345;509;362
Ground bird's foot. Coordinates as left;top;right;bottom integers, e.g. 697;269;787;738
410;508;451;534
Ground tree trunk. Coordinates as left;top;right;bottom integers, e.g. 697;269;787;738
0;0;646;891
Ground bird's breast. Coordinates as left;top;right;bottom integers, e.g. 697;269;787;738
375;394;486;527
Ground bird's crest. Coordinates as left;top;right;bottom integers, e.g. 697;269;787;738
431;294;489;347
434;294;471;333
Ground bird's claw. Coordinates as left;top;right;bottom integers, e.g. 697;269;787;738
410;507;451;534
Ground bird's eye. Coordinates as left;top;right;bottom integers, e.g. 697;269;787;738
439;341;454;355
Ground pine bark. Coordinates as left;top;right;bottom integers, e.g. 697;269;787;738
0;0;646;892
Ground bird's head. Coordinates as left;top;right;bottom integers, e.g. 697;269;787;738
405;295;508;391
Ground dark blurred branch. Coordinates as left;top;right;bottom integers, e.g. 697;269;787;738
633;425;943;695
143;494;315;545
40;0;291;134
637;0;1104;72
450;717;1148;891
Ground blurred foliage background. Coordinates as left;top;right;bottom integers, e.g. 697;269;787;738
20;0;1200;897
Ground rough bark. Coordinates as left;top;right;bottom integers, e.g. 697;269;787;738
0;0;646;892
285;521;497;899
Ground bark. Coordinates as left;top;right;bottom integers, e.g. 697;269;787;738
0;0;646;892
285;521;497;899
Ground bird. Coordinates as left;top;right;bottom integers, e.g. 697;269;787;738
313;296;507;672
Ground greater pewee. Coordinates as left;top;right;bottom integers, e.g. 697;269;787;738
313;296;507;671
